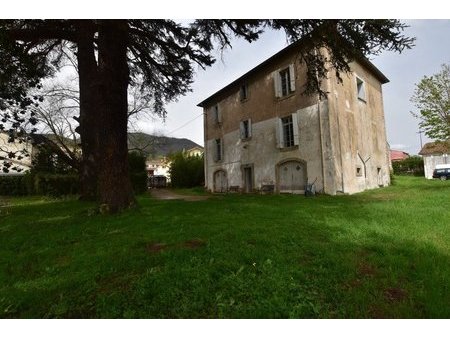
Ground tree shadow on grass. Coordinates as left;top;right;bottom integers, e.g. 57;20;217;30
0;192;449;318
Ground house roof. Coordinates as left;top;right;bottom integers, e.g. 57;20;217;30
30;133;79;147
390;150;410;161
419;141;450;155
186;146;204;151
197;38;389;108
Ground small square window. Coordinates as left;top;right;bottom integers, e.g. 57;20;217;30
356;166;363;177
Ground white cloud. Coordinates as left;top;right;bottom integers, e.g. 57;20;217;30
390;144;409;151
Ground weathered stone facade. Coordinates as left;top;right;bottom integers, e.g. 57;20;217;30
198;42;391;194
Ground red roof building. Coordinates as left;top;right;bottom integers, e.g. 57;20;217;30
390;150;410;162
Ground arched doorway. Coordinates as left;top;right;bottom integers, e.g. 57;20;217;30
277;159;307;193
213;170;227;193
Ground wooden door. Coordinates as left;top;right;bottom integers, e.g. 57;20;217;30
243;166;253;193
278;161;306;193
213;170;227;193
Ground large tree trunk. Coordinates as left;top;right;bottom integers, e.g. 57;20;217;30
76;21;99;200
96;20;135;212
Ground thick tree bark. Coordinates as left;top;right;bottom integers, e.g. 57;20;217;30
76;21;99;200
96;20;135;212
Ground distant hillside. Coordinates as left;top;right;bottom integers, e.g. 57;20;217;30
127;132;202;158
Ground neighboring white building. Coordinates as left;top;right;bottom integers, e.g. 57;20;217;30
419;141;450;179
184;146;204;157
198;40;391;194
146;157;170;180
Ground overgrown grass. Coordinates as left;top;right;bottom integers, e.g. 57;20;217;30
0;176;449;318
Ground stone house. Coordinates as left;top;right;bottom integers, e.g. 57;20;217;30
198;40;391;194
419;141;450;179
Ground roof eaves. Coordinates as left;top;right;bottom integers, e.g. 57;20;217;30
197;39;389;108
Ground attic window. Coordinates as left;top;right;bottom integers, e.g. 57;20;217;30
356;77;366;101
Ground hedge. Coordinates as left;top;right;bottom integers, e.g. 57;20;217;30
33;173;79;196
392;156;424;176
1;151;147;196
169;152;204;188
129;152;148;194
0;173;78;197
0;175;28;196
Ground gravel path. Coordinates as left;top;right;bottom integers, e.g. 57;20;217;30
149;189;210;201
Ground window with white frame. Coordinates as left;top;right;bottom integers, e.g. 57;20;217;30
240;119;252;140
356;76;366;101
281;115;294;147
276;113;299;148
213;105;221;124
214;138;223;162
274;64;296;98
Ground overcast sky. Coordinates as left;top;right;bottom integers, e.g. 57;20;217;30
136;19;450;155
2;3;448;155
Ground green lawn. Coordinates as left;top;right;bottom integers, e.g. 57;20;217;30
0;176;449;318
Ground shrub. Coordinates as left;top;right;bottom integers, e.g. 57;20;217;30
131;172;148;194
392;156;424;176
0;175;27;196
32;146;76;174
128;152;148;194
169;152;204;188
0;173;78;197
33;173;79;197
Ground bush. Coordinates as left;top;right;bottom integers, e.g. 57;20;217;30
131;172;148;194
128;152;148;194
33;173;79;197
32;146;76;174
392;156;424;176
0;175;28;196
0;173;78;197
169;152;204;188
1;151;148;197
389;171;396;185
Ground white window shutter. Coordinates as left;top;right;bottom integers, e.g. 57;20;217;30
248;118;252;138
292;112;299;146
276;118;283;148
239;121;245;139
289;64;296;92
273;71;281;97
